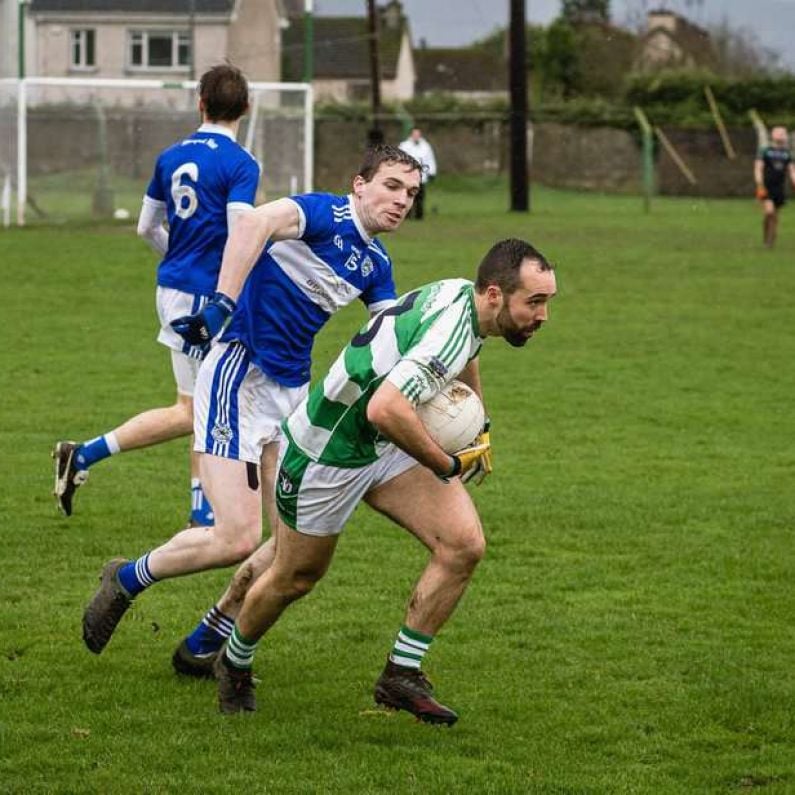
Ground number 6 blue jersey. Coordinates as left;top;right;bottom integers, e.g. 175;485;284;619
145;123;260;296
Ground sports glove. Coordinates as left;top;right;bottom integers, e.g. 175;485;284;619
756;185;768;200
170;291;236;346
439;440;491;482
461;421;492;486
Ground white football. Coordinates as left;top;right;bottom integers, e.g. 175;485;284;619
417;380;485;454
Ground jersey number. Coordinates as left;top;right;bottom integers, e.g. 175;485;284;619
171;162;199;220
352;290;419;348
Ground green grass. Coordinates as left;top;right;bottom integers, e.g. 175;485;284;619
3;181;795;793
24;169;149;223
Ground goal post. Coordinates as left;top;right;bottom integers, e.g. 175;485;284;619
2;76;313;226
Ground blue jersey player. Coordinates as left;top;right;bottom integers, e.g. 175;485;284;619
81;145;423;662
53;64;259;526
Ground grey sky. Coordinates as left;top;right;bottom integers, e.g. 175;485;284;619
315;1;795;69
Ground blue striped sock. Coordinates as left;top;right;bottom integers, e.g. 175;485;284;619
75;433;119;469
117;553;158;597
185;605;234;655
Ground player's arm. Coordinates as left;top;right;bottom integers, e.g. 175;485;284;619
226;202;252;235
456;357;483;404
424;143;437;179
216;197;301;300
224;154;259;238
455;356;492;485
369;301;490;479
170;197;301;345
367;382;456;477
754;158;766;198
136;195;169;256
789;161;795;189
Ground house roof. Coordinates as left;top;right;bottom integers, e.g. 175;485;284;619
415;48;505;94
30;1;234;13
647;9;710;38
641;25;714;68
282;14;405;82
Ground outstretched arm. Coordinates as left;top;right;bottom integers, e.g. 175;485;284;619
216;197;302;301
170;197;302;345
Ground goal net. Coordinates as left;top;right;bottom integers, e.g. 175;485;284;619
2;77;312;226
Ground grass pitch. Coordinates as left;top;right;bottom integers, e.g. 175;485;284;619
2;181;795;793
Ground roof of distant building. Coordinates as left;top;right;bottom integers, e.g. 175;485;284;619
282;13;406;82
30;0;233;12
415;48;505;94
647;8;710;37
641;9;714;68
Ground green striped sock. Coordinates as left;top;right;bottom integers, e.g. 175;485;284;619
225;625;258;670
389;625;433;669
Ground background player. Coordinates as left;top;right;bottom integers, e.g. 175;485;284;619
754;125;795;248
81;145;423;659
53;64;259;527
212;238;557;722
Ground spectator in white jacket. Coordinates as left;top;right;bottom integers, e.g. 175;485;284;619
399;127;437;220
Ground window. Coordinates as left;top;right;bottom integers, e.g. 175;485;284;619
128;31;191;71
70;29;95;70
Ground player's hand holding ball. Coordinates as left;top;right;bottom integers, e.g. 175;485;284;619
460;420;492;486
756;185;768;201
171;291;237;345
444;440;491;481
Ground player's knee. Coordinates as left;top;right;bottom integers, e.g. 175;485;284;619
460;530;486;569
272;567;323;603
233;532;261;561
439;525;486;573
213;523;261;565
288;572;319;600
173;397;194;431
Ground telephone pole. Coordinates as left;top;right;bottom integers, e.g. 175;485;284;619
509;0;529;211
188;0;196;81
366;0;383;145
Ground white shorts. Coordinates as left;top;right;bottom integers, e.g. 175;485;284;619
156;286;210;396
156;286;209;356
275;436;419;536
170;349;202;397
193;341;308;464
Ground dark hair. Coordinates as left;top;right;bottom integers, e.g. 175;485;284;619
199;63;249;122
475;238;553;295
357;144;422;182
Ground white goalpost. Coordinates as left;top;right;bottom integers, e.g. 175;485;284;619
0;76;314;226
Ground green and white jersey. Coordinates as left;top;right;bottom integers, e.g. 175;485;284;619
284;278;484;467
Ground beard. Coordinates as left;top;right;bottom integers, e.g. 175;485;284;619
497;304;540;348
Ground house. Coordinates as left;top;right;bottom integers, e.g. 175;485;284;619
282;0;415;102
637;9;715;71
414;47;505;101
23;0;285;82
0;0;19;77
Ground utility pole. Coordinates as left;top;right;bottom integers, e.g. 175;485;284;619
508;0;529;211
366;0;383;145
303;0;314;83
188;0;196;81
18;0;28;78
